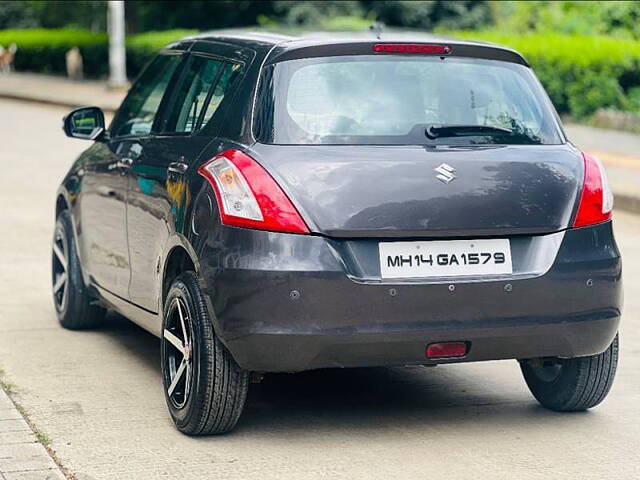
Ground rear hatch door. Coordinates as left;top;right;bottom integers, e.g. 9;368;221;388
250;143;582;238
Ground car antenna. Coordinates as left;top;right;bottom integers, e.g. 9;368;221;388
369;21;384;40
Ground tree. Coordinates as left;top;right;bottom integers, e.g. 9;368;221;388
0;1;107;31
363;1;491;30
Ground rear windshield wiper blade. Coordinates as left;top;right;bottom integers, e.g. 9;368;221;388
425;124;513;139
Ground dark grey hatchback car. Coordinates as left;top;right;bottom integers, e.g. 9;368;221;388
54;31;622;434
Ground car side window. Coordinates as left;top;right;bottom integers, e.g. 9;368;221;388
163;56;244;134
200;62;243;127
110;54;182;138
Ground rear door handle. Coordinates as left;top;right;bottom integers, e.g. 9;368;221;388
168;161;188;175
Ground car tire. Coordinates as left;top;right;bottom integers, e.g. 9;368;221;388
161;271;249;435
520;334;619;411
52;210;106;329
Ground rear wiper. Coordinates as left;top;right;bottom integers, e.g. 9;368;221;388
425;124;513;139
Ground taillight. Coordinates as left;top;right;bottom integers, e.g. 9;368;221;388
573;152;613;228
197;149;309;234
373;43;452;55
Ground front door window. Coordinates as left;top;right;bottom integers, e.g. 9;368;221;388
110;55;182;137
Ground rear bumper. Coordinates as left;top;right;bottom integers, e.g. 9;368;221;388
197;221;622;372
226;315;619;372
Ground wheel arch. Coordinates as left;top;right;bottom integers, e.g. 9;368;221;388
55;186;93;288
55;192;69;217
160;236;201;312
55;179;79;218
159;235;234;361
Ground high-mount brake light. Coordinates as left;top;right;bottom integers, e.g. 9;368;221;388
373;43;452;55
573;152;613;228
198;149;309;234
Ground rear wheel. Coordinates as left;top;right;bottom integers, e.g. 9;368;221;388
52;211;106;329
520;334;619;411
161;272;249;435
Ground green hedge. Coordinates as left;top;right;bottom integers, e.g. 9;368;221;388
448;32;640;118
125;30;197;76
0;28;196;79
0;29;109;76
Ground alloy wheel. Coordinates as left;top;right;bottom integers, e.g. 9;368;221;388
52;231;68;312
163;298;193;409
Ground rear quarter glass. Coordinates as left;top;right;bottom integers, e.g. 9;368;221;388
254;55;564;146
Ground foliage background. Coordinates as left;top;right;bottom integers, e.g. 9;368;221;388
2;1;639;38
1;0;639;119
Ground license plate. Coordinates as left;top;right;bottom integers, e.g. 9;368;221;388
379;239;512;279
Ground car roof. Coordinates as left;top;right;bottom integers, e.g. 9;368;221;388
178;29;529;66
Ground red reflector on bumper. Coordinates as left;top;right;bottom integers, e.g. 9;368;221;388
426;342;468;359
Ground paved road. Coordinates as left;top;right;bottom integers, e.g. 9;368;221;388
1;98;639;480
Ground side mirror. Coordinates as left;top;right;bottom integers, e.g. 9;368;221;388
63;106;107;141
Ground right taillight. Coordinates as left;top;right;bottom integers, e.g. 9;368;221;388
573;152;613;228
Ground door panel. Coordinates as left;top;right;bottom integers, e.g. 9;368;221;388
78;141;131;297
84;52;184;302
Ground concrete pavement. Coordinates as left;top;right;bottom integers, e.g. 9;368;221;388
1;98;640;480
0;73;124;113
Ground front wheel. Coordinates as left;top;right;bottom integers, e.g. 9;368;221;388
520;334;619;411
52;210;106;329
161;272;249;435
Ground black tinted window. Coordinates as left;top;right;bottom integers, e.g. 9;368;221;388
164;57;243;134
201;62;243;126
110;54;181;137
255;55;563;146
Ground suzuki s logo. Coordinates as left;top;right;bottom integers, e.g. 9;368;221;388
434;163;456;184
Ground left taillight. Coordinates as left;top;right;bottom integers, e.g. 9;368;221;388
572;152;613;228
197;149;309;234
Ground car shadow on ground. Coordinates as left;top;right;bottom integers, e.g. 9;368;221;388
99;311;589;437
100;311;161;373
238;368;586;436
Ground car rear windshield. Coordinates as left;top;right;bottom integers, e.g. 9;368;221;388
254;55;564;146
